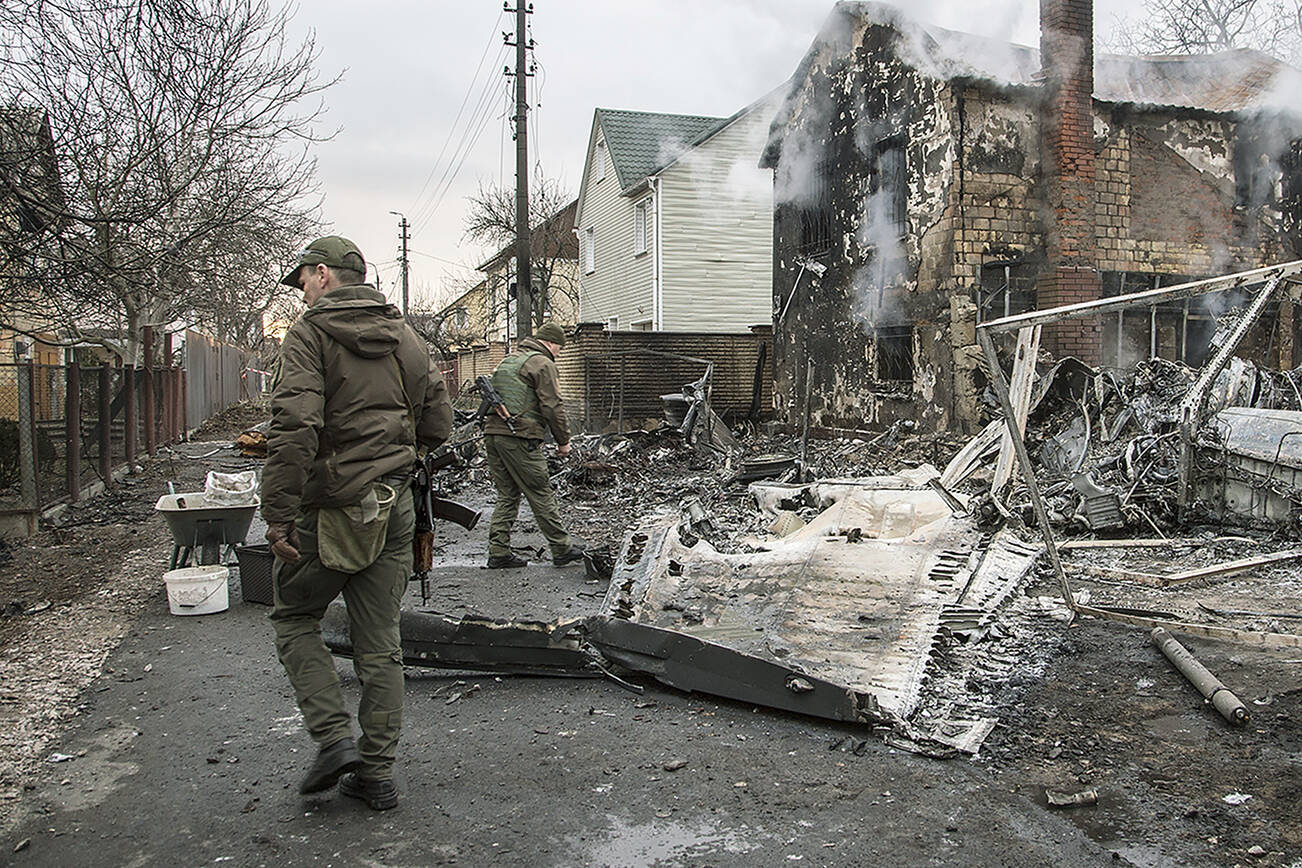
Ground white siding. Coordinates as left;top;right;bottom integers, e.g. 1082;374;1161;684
576;126;655;327
658;94;778;332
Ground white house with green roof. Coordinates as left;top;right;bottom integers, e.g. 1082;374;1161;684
574;91;781;332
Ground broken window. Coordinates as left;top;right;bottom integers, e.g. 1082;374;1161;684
1101;272;1223;367
978;260;1037;322
797;159;833;255
875;325;913;381
869;136;907;233
1233;123;1277;210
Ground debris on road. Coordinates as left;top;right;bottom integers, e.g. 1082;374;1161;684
1151;627;1250;726
1046;788;1099;808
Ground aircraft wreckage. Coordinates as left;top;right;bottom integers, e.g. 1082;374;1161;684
325;260;1302;756
324;468;1038;755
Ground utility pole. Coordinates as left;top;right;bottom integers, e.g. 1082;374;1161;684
390;210;410;317
505;1;533;340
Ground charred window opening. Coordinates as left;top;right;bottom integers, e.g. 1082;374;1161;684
1282;140;1302;247
1234;124;1277;211
869;136;907;233
978;260;1036;322
875;325;913;382
798;159;833;255
1100;272;1226;367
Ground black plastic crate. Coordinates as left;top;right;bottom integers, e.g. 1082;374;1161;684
235;544;274;606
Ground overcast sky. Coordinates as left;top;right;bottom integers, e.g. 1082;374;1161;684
288;0;1133;309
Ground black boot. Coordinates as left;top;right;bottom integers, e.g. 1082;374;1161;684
486;554;528;568
553;545;585;567
299;737;361;794
340;772;399;810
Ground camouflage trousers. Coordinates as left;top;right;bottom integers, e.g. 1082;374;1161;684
485;434;572;559
268;483;413;781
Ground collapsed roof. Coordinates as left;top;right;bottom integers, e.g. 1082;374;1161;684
784;1;1302;115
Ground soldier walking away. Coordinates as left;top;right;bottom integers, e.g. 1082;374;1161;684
261;236;452;811
483;321;585;569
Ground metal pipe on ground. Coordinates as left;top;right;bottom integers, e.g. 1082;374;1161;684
1151;626;1249;726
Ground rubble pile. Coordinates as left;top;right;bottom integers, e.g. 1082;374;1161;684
988;355;1302;536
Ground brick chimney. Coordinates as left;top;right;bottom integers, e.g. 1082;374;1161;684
1039;0;1102;363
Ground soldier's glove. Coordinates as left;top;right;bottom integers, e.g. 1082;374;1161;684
266;521;301;563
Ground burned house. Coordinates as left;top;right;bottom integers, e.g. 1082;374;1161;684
761;0;1302;433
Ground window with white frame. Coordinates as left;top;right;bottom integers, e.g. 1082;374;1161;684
596;140;606;182
634;198;650;255
584;227;595;273
607;315;619;330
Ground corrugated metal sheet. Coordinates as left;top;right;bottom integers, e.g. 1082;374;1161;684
593;483;1041;730
451;343;509;393
183;330;260;429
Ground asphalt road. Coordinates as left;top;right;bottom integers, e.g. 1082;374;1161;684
4;489;1116;868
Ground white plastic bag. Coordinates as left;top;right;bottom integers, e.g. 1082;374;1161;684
204;470;258;506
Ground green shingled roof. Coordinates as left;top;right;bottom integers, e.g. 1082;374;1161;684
596;108;727;191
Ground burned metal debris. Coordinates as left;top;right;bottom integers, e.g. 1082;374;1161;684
1151;626;1249;726
322;602;601;678
323;262;1302;755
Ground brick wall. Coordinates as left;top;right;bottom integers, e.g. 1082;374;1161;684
1096;121;1284;274
949;91;1045;287
1039;0;1102;363
556;324;773;433
451;343;509;393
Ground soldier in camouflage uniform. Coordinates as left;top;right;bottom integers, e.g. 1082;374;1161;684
261;236;452;810
483;322;584;569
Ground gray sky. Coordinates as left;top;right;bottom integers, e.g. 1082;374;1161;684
289;0;1132;309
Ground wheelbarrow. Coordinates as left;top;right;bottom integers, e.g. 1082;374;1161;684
154;492;260;569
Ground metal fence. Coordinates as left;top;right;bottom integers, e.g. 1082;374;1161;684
0;329;253;532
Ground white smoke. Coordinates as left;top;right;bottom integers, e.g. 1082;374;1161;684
850;186;908;326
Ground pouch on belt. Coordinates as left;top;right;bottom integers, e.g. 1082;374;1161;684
317;482;396;573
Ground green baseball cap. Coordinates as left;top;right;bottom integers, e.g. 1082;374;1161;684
534;322;567;346
280;235;367;286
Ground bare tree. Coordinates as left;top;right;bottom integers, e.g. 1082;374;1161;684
462;176;578;331
0;0;332;359
1110;0;1302;61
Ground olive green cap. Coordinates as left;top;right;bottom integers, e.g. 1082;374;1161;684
534;322;567;346
280;236;367;286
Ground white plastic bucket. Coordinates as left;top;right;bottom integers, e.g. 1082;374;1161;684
163;565;230;616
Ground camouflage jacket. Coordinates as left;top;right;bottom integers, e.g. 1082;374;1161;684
261;284;452;522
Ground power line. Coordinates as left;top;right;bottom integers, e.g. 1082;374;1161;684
410;52;507;229
410;70;510;236
406;9;506;216
409;249;479;270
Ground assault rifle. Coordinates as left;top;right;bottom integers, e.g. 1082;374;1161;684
473;374;515;433
410;447;482;603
